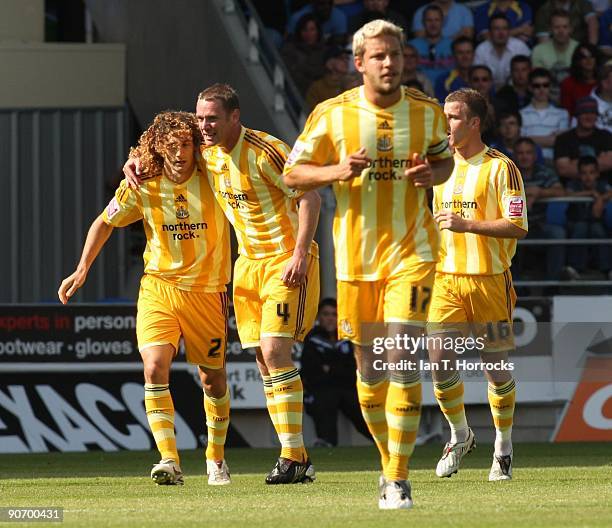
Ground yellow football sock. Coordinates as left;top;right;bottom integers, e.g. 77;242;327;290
262;374;281;436
384;379;421;481
488;378;516;456
144;383;179;464
270;367;306;462
356;373;390;472
204;387;230;462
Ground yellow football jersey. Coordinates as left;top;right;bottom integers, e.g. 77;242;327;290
284;86;452;281
204;126;317;259
101;166;231;291
433;147;528;275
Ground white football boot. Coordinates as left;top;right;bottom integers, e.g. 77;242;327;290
207;459;231;486
435;428;476;477
151;459;184;485
489;452;513;481
378;479;413;510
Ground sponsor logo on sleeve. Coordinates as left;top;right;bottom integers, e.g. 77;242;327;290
507;197;524;218
285;140;306;167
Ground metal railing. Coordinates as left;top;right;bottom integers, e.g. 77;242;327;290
516;196;612;289
225;0;306;130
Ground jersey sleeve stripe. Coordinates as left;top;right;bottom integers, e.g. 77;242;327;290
244;133;286;173
487;149;521;191
245;131;288;166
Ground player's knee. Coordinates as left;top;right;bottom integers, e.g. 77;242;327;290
199;367;227;397
142;358;170;384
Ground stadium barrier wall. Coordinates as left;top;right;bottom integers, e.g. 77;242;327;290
1;297;611;453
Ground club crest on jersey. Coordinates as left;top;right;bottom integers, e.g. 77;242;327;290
453;183;464;194
340;319;354;336
377;135;393;152
175;205;189;219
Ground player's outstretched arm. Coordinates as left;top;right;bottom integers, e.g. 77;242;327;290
123;157;142;189
283;148;371;191
280;190;321;287
58;216;114;304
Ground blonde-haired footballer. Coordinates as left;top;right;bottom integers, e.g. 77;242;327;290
125;85;321;485
283;19;454;509
428;88;528;481
59;111;233;486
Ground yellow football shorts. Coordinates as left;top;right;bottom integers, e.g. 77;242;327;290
337;261;436;345
136;274;228;368
427;270;516;352
233;252;320;348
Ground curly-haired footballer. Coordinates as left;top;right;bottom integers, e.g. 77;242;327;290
58;111;233;487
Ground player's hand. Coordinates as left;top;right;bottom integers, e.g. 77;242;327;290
337;147;371;182
434;210;471;233
58;269;87;304
281;252;308;288
123;157;142;190
404;153;433;188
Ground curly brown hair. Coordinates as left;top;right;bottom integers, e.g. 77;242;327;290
129;111;201;176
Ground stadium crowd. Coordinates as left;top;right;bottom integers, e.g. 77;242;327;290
254;0;612;281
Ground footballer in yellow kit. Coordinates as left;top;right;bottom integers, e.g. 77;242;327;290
196;83;320;485
203;124;319;347
283;20;454;510
59;112;233;487
428;88;527;483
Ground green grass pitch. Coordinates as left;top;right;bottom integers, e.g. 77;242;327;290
1;443;611;527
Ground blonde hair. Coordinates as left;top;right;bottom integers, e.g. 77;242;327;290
352;19;404;58
129;111;200;176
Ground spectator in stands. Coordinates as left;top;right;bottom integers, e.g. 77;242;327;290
468;65;497;142
402;43;435;97
412;0;474;40
474;0;533;42
521;68;570;163
535;0;598;46
560;43;600;117
589;64;612;134
554;96;612;182
531;9;578;95
496;54;532;114
434;36;474;103
300;298;371;447
490;111;527;162
348;0;409;37
566;156;612;279
287;0;348;45
474;14;531;90
305;46;351;111
514;137;567;280
281;13;328;96
600;7;612;58
409;4;454;85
